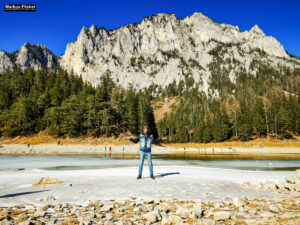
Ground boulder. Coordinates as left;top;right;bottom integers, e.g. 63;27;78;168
175;207;191;219
285;183;296;192
260;212;275;219
17;213;28;221
214;202;223;208
22;221;35;225
296;179;300;191
161;201;176;212
133;207;140;213
249;181;261;188
268;205;279;213
193;200;202;209
157;205;168;213
204;210;214;218
262;182;277;191
214;211;231;221
168;215;184;225
161;216;171;225
33;209;45;218
285;176;296;184
79;220;93;225
275;180;287;190
34;177;63;185
296;169;300;179
244;219;259;225
143;212;159;223
154;198;161;204
116;220;126;225
44;195;56;201
100;204;113;212
144;199;154;204
191;199;202;218
104;221;114;225
233;195;247;207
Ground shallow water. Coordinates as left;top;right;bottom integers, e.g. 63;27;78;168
0;155;299;172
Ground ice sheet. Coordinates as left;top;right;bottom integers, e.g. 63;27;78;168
0;165;294;206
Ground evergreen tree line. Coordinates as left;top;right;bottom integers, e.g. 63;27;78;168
0;60;299;143
0;68;157;138
156;63;300;142
157;90;299;143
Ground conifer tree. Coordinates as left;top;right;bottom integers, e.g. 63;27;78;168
203;118;213;143
237;99;253;141
124;87;139;135
252;98;267;137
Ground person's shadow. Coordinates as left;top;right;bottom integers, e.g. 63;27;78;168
155;172;180;178
0;190;49;198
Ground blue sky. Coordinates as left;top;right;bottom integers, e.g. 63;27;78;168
1;0;299;57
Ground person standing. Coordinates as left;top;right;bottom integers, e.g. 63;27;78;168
127;125;167;179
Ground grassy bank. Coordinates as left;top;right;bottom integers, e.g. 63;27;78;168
0;131;132;146
163;136;300;148
1;131;300;148
0;131;300;149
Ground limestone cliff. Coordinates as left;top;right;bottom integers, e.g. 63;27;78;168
1;12;299;92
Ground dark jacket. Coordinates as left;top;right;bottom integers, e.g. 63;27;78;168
129;134;164;152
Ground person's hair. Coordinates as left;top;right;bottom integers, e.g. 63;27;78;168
143;125;149;133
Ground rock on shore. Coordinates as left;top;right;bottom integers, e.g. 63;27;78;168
0;196;299;225
34;177;63;186
242;169;300;196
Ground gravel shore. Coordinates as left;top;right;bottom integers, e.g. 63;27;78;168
1;195;299;225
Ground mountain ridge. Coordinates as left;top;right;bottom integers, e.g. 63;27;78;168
1;12;299;92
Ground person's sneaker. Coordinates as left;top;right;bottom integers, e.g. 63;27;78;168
136;175;141;179
150;175;155;179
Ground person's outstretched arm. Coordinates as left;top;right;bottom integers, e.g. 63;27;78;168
127;136;140;144
152;137;167;145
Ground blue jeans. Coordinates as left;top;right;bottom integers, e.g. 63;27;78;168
138;151;153;176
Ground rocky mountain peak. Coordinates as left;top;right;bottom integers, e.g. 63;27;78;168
0;51;15;72
249;24;265;36
188;12;213;23
89;24;99;36
1;12;299;92
0;43;58;73
16;43;58;69
60;12;298;91
142;13;178;23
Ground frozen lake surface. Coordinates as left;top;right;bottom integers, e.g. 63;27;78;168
0;155;299;171
0;155;298;206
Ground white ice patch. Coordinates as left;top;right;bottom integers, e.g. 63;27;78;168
0;165;294;206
